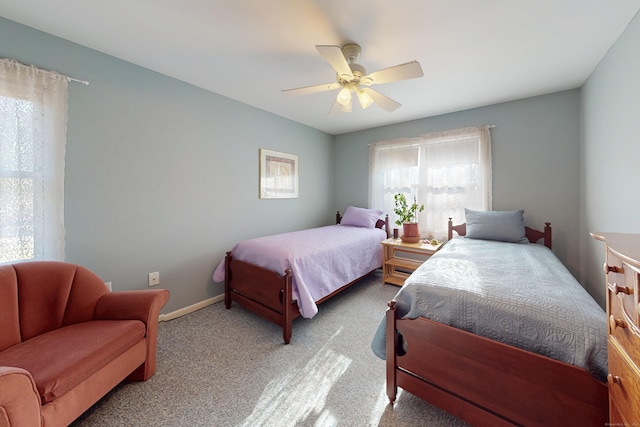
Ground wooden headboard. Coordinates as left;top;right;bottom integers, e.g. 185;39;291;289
336;211;391;238
447;217;552;249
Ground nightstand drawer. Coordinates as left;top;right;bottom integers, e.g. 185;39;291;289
608;340;640;425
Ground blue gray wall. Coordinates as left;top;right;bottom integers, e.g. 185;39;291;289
334;11;640;308
2;10;638;313
580;11;640;305
0;17;334;314
334;90;583;290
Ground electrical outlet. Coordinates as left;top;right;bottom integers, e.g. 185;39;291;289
105;282;112;292
148;271;160;287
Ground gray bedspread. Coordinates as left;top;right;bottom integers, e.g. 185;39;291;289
371;237;607;381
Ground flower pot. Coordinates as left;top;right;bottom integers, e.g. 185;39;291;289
401;222;421;243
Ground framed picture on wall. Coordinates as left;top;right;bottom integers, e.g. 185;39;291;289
259;149;299;199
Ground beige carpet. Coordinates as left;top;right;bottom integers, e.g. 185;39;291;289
71;270;468;427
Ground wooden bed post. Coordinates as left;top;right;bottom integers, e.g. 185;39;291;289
544;222;552;249
448;217;466;240
384;214;391;238
224;252;232;309
386;300;398;405
282;269;293;344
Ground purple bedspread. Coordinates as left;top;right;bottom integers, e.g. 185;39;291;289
213;224;386;318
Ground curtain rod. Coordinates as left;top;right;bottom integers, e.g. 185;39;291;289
67;76;89;85
368;124;495;146
1;58;90;86
400;124;496;141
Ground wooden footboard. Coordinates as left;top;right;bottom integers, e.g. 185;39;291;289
386;301;608;427
224;251;378;344
224;252;299;344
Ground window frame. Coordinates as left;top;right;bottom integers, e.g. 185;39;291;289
369;126;492;239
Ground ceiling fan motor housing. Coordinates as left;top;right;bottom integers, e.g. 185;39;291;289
339;63;367;86
338;44;374;87
341;43;362;63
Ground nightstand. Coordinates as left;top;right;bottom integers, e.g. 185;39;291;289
381;238;443;286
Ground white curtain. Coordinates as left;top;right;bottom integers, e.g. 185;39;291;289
0;58;68;263
369;126;492;240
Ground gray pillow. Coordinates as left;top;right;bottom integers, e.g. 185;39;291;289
464;208;528;243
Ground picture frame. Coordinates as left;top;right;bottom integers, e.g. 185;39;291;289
259;149;299;199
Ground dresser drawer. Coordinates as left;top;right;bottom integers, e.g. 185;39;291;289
608;290;640;362
606;251;638;329
608;340;640;425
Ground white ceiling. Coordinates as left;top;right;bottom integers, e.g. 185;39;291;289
1;1;639;135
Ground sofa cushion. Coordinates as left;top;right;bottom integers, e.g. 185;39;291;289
0;320;145;404
14;262;108;341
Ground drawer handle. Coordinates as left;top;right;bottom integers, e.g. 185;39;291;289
609;315;628;330
603;263;623;274
607;374;622;386
613;284;633;295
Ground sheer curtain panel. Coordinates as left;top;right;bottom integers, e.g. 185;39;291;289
0;58;68;263
369;126;492;240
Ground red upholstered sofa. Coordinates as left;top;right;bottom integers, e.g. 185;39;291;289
0;261;169;427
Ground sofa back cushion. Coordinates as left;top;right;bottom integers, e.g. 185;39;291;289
13;261;109;342
0;266;21;352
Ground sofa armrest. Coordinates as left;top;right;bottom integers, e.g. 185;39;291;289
94;289;169;381
0;367;42;427
94;289;169;324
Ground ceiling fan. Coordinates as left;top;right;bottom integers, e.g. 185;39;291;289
282;43;424;114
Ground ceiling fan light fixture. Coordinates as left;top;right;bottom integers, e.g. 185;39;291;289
357;89;374;109
283;43;423;115
336;87;352;106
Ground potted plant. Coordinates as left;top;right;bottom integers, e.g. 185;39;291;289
393;193;425;243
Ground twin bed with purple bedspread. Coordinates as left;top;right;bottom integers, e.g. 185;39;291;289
213;206;389;343
213;223;386;318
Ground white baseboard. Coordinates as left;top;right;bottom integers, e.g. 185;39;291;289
159;293;225;322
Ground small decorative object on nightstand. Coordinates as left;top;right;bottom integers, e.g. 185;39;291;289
393;194;424;244
381;238;443;286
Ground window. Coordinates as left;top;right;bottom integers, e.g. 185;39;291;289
369;126;492;239
0;59;68;263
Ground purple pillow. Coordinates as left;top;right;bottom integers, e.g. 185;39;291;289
340;206;383;228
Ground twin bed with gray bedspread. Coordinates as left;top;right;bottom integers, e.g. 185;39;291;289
373;211;608;426
372;236;607;381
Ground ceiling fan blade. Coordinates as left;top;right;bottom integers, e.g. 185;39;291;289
316;45;354;80
328;99;352;115
365;61;424;85
282;82;341;96
363;88;401;112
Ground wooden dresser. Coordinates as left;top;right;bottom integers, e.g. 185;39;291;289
591;232;640;426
